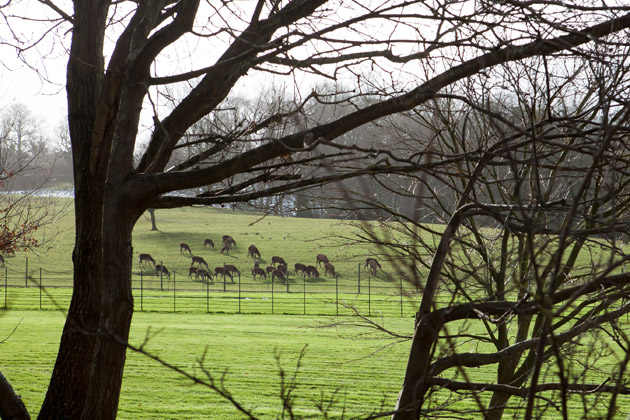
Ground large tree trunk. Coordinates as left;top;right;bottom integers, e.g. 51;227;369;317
38;186;105;419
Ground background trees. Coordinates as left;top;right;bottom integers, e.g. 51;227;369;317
2;1;630;419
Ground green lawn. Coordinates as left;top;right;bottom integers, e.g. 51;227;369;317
0;310;413;419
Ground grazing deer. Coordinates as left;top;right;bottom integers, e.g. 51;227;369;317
220;243;230;255
366;258;382;275
253;260;260;268
324;262;335;277
203;239;215;249
188;266;198;279
316;254;329;267
195;269;210;282
180;243;192;256
294;263;307;277
272;269;286;283
277;264;288;275
252;267;267;281
224;264;240;277
222;235;236;248
138;253;156;268
265;265;275;274
214;266;233;282
155;264;171;279
191;255;209;270
248;244;261;259
271;256;286;267
306;265;319;278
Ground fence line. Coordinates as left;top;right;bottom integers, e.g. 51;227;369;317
0;263;420;317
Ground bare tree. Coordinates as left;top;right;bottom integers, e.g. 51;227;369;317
340;55;630;419
2;1;630;419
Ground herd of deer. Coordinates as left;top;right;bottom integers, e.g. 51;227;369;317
138;234;383;283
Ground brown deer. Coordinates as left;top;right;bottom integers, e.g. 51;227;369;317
224;264;240;277
203;239;214;249
214;266;233;282
316;254;329;267
222;235;236;248
188;266;198;279
195;269;210;282
272;269;286;283
220;243;230;255
324;262;335;277
190;256;209;270
277;263;288;275
366;258;382;275
265;265;275;274
248;244;261;259
180;243;192;256
306;265;319;278
139;253;156;268
271;256;286;267
155;264;171;279
251;267;267;281
294;263;307;277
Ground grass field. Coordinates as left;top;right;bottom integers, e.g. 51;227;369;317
2;200;630;418
0;310;413;419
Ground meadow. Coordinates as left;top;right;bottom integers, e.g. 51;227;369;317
0;202;420;418
2;201;629;418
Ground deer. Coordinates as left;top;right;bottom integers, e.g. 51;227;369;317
220;243;231;255
306;265;319;278
203;239;215;249
224;264;240;277
271;256;286;267
252;267;267;281
188;266;198;279
138;253;156;268
191;255;209;270
316;254;329;267
265;265;275;274
195;269;210;282
214;266;233;282
272;269;286;283
277;263;288;275
366;258;382;275
294;263;307;277
324;262;335;277
180;243;192;256
248;244;261;259
155;264;171;279
222;235;236;248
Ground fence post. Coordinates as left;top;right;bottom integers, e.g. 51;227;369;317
39;268;42;310
303;275;306;315
140;270;144;311
400;278;403;318
336;275;339;316
173;272;176;312
271;277;274;314
4;266;7;308
223;264;227;292
25;257;28;287
368;276;371;316
358;264;361;294
286;273;289;293
160;260;164;291
238;274;241;314
206;276;210;313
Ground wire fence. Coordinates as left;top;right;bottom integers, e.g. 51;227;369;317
0;259;421;317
